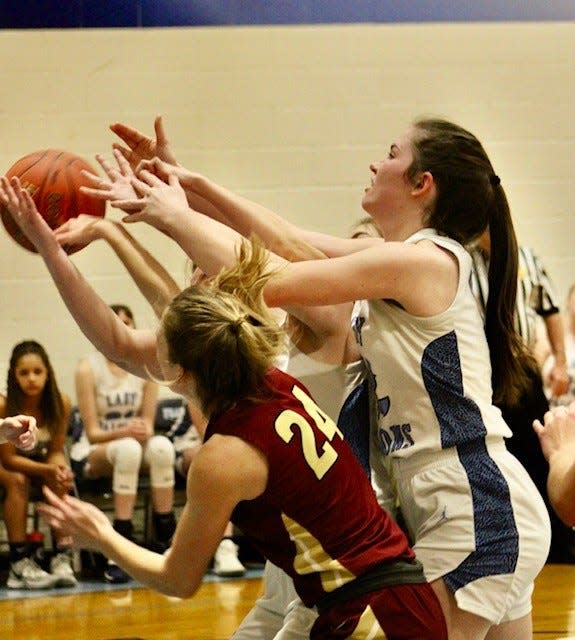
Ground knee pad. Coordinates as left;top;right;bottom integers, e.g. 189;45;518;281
145;435;175;489
106;437;142;495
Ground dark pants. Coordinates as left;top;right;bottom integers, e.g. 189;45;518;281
500;366;575;562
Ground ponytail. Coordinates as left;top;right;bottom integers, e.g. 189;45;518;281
484;187;534;406
409;118;532;406
162;236;286;416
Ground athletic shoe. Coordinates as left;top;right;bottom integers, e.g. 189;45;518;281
7;556;57;590
50;551;78;587
213;539;246;577
104;561;130;584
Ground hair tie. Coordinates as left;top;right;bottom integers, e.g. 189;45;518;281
489;174;501;187
230;315;246;335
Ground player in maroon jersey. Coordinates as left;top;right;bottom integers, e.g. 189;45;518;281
1;177;446;638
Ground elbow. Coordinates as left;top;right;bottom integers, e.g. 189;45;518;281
164;579;200;600
161;564;202;599
558;506;575;529
551;493;575;528
174;585;198;600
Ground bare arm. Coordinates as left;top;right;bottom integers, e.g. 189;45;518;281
544;312;570;398
139;380;159;429
139;157;374;261
46;393;72;456
114;171;457;317
38;434;268;598
0;176;160;380
57;216;180;319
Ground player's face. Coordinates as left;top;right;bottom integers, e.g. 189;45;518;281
156;330;178;383
14;354;48;398
155;328;196;401
361;129;416;221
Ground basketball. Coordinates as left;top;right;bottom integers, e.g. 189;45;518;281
1;149;106;253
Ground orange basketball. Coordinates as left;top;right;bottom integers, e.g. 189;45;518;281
1;149;106;253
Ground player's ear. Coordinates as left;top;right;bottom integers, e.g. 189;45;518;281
410;171;434;197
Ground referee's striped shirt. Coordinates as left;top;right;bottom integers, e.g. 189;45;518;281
469;245;560;349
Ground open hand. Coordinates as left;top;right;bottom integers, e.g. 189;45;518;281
38;487;114;551
0;176;54;251
79;149;138;205
110;115;178;169
112;171;189;231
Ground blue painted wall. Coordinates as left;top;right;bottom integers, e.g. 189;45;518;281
1;0;574;29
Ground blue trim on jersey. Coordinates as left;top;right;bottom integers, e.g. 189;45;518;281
421;332;518;587
444;440;519;590
337;379;371;477
421;331;487;448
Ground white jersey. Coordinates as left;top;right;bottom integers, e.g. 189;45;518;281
353;228;511;459
70;352;146;461
87;352;145;431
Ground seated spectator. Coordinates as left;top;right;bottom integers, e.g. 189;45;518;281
69;304;176;583
0;340;76;589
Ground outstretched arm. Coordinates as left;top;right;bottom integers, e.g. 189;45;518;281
0;176;159;379
533;403;575;526
109;117;223;220
113;170;460;317
38;433;267;598
138;157;373;261
112;116;368;260
56;215;180;319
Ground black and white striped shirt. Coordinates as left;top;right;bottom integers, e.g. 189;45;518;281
469;245;560;349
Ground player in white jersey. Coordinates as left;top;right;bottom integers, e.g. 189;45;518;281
49;130;384;639
93;117;553;640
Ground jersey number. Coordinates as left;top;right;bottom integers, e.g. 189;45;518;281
274;386;344;480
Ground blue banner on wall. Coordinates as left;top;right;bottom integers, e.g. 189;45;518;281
1;0;573;29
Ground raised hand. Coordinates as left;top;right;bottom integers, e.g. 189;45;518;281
110;115;178;169
80;150;138;204
0;176;56;251
112;171;190;231
54;214;108;253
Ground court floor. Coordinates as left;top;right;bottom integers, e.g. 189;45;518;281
0;563;573;639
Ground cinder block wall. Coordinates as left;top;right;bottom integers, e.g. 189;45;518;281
0;22;573;398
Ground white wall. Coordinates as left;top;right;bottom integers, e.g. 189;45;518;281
0;22;573;398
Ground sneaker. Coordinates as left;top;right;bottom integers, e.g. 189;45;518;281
104;561;130;584
7;556;57;590
213;539;246;578
50;551;78;587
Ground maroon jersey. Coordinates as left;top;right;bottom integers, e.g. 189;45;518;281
205;368;414;608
